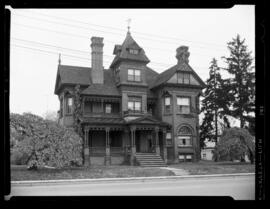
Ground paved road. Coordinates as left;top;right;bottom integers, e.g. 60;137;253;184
10;175;255;200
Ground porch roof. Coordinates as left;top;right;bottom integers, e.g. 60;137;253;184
81;117;126;125
126;115;171;127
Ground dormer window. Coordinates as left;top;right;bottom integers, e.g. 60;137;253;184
177;72;190;84
129;49;139;54
128;69;141;82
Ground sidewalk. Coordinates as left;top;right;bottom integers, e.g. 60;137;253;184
159;167;190;175
11;173;255;186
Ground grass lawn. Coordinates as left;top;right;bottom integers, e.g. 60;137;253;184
11;165;175;181
168;160;255;175
11;161;255;181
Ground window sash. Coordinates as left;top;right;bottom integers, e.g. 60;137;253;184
183;73;190;84
128;102;134;110
130;49;139;54
134;102;141;111
177;97;190;114
177;97;189;105
105;104;112;113
166;132;172;139
68;98;73;106
66;97;73;114
128;69;141;81
178;136;191;146
177;72;190;84
165;97;171;105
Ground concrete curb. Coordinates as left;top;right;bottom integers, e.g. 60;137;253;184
11;173;255;186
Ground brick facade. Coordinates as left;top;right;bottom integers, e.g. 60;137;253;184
54;31;205;166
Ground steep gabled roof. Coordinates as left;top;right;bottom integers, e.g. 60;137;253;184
54;65;91;94
81;70;120;96
110;32;150;68
54;65;120;96
150;62;206;89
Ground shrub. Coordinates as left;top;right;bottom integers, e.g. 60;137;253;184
213;127;255;163
10;112;83;168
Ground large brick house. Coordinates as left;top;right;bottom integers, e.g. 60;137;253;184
54;30;206;166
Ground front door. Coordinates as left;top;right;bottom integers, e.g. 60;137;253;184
147;138;153;152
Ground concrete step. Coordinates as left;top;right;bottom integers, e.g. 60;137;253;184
135;153;167;167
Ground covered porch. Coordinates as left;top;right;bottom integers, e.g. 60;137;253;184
81;116;171;166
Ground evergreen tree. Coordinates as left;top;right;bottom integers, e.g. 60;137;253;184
222;34;255;129
200;58;230;147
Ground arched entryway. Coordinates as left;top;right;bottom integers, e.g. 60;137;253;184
177;124;194;162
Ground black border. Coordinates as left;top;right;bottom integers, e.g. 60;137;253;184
2;0;268;206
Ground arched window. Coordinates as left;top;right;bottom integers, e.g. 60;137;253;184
177;125;192;147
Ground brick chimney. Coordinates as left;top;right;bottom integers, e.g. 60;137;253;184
91;37;104;84
176;46;190;65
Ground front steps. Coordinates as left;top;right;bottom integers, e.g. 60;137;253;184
135;153;167;167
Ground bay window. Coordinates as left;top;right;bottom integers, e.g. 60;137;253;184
128;97;142;113
177;97;190;114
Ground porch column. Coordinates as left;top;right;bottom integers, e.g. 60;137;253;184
130;127;136;166
155;126;160;155
84;128;90;166
162;128;168;164
105;127;111;165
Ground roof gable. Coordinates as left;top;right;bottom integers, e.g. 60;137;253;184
110;32;150;68
150;63;206;89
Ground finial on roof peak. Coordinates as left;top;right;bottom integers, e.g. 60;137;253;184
58;53;61;65
126;18;131;35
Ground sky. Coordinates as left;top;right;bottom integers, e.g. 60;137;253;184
8;6;255;120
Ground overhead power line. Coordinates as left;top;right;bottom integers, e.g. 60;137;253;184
11;43;211;76
12;23;222;58
22;10;227;48
12;11;226;52
11;37;211;69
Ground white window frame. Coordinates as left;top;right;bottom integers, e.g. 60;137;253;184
129;49;139;54
105;103;112;114
128;69;141;82
177;97;190;114
177;136;192;147
66;97;73;114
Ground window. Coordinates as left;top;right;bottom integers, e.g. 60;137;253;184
129;49;139;54
177;97;190;114
128;69;141;82
177;72;190;84
128;97;142;112
179;154;193;162
105;104;112;114
177;136;192;146
164;96;171;113
66;97;73;114
84;101;92;113
166;132;172;145
177;126;192;147
202;153;206;159
179;155;185;161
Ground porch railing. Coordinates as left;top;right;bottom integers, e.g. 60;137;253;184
89;147;106;155
89;146;130;156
